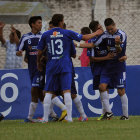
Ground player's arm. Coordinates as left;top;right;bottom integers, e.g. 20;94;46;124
76;42;95;48
37;33;46;71
119;55;127;62
90;52;115;62
11;25;20;46
82;29;103;41
16;35;25;56
70;41;76;58
0;21;6;45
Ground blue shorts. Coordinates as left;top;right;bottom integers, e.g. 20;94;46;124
30;71;45;89
93;75;114;90
100;72;126;89
54;73;77;96
45;72;72;92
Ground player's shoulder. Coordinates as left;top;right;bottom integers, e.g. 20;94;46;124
117;29;127;36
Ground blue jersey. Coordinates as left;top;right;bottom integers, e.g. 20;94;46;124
94;29;127;74
38;27;82;74
17;32;42;75
87;35;108;75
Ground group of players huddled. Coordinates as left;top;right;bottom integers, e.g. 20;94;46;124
0;13;128;122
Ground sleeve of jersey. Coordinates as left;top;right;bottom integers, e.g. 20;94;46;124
70;41;76;56
94;34;104;46
120;33;127;49
37;33;46;50
67;30;83;42
16;35;25;51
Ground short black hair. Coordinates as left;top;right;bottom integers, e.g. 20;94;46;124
81;27;91;35
49;20;53;25
28;16;42;28
89;20;99;32
63;23;66;29
104;18;115;26
52;14;64;27
16;30;21;39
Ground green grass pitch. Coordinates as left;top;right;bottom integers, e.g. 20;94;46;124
0;116;140;140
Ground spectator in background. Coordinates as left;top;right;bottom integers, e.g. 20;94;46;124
0;21;22;69
79;27;91;67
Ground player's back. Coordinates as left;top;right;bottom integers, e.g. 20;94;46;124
42;28;78;74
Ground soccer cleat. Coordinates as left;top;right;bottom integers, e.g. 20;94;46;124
41;120;48;123
0;113;4;121
58;110;67;121
97;114;104;121
49;116;59;122
120;116;129;120
101;112;113;120
24;118;34;123
78;116;88;122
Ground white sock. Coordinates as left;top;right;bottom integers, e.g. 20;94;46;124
73;96;87;118
43;93;52;122
49;103;57;117
100;91;111;113
52;97;66;111
120;94;128;117
28;102;38;120
101;98;106;114
64;92;72;121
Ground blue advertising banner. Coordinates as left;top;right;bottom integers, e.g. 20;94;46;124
0;66;140;119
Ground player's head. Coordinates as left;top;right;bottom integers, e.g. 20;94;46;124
104;18;117;35
89;20;102;32
51;14;64;28
48;21;53;30
28;16;42;31
80;27;91;35
9;29;21;43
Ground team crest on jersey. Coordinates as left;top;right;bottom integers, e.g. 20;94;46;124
53;31;58;37
51;31;63;38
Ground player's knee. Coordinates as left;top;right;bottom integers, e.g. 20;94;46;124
99;84;107;92
117;88;125;96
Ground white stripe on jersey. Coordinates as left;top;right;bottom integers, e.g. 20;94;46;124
19;34;42;50
91;48;95;56
118;29;127;42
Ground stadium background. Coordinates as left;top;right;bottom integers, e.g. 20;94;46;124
0;0;140;69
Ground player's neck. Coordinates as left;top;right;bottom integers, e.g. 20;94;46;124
31;29;40;35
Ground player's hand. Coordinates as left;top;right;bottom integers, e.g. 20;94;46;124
115;36;122;45
37;63;43;72
119;55;127;62
16;51;23;56
0;21;5;29
106;52;115;60
95;28;103;36
10;25;16;33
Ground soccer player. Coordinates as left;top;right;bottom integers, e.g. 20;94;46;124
94;18;128;120
37;14;103;122
77;20;127;120
16;16;45;122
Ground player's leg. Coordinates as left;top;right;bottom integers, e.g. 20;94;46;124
116;72;128;120
71;76;87;121
42;73;57;122
26;86;39;122
99;74;113;119
51;94;67;121
61;72;73;122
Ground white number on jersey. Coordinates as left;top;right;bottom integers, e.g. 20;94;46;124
51;39;63;55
